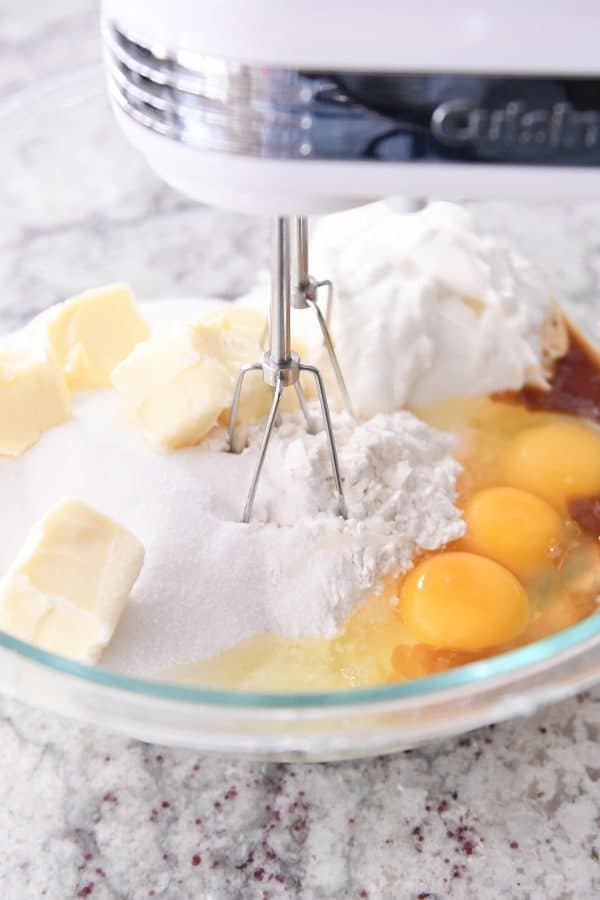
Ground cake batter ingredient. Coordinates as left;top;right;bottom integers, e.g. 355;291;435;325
311;201;566;416
568;494;600;539
498;318;600;423
0;331;71;456
0;498;144;664
34;283;149;389
391;643;478;679
462;486;563;578
112;305;311;449
112;319;234;449
500;421;600;511
199;306;313;422
398;552;530;652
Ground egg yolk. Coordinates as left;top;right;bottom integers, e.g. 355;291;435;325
500;421;600;510
462;486;562;578
398;552;529;651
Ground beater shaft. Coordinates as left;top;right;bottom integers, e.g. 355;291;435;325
270;217;292;364
291;216;355;418
293;216;310;290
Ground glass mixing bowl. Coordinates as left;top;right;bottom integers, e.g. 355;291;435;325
0;68;598;761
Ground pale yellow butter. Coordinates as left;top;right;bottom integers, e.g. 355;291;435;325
112;305;312;449
112;322;235;449
0;499;144;664
112;307;270;449
206;306;315;418
203;307;274;425
38;283;150;389
0;334;71;456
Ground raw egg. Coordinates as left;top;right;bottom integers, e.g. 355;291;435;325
398;551;529;651
391;643;477;678
500;421;600;510
462;486;562;578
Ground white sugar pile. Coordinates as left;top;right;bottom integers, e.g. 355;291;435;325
0;301;464;675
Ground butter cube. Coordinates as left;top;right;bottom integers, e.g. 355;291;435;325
206;306;316;418
112;323;235;448
202;307;274;425
113;305;316;449
38;283;150;389
200;306;265;364
113;306;272;448
206;306;315;421
0;499;144;664
0;334;71;456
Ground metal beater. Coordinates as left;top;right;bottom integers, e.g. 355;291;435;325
227;217;349;524
259;218;355;419
289;217;356;420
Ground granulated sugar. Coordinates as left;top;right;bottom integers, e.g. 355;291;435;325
0;301;464;675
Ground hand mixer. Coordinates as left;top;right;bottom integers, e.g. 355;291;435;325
101;0;600;521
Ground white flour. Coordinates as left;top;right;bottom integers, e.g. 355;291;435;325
0;301;464;674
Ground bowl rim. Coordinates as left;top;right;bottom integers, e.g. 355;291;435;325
1;614;598;709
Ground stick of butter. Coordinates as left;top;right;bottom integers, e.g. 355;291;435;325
0;333;71;456
0;499;144;664
36;283;150;389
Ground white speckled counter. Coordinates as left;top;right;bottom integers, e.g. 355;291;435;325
1;694;598;899
0;3;599;898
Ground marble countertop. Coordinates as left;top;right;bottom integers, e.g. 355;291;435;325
0;2;599;898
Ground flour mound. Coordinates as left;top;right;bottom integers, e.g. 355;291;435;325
197;405;465;651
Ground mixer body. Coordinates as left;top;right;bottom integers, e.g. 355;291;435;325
104;0;600;215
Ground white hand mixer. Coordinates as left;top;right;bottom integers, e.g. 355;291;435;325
102;0;600;521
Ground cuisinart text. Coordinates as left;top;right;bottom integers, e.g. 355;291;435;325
431;100;600;152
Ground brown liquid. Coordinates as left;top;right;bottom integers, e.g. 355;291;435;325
494;322;600;422
568;494;600;539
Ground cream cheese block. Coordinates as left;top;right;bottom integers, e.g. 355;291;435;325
0;498;144;664
311;201;567;416
0;333;71;456
35;283;150;389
